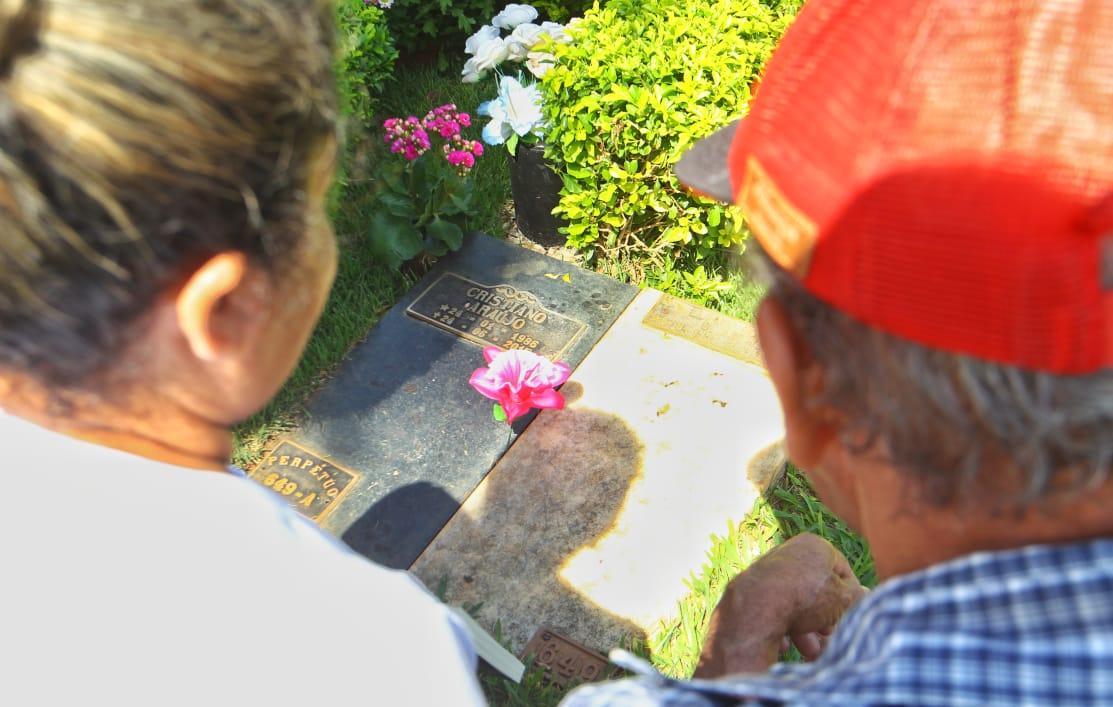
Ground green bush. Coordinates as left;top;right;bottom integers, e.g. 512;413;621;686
384;0;495;57
541;0;802;277
336;0;398;130
384;1;598;58
531;0;597;22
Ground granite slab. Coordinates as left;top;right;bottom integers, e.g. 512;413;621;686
250;234;637;569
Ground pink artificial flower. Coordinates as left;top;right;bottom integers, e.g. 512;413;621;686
457;113;472;128
403;145;419;161
469;347;572;424
472;141;484;157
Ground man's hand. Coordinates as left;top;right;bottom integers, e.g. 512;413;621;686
694;533;866;678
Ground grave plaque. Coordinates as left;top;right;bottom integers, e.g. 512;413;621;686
521;628;613;688
251;441;360;522
255;234;637;569
407;274;587;359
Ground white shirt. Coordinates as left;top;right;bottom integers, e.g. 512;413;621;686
0;413;485;706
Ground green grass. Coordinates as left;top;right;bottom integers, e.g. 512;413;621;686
716;269;767;323
770;466;877;587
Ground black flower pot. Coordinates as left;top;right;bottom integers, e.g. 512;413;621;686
508;142;567;248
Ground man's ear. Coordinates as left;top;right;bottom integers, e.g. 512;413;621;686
175;252;262;362
756;296;834;470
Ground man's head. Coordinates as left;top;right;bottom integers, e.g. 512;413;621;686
678;0;1112;543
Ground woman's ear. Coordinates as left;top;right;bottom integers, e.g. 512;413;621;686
756;296;835;470
175;252;259;362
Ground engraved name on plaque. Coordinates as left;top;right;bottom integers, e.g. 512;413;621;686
406;273;587;359
250;441;360;522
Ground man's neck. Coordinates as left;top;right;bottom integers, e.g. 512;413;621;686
857;467;1113;580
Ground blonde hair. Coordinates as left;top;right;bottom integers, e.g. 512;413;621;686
0;0;337;384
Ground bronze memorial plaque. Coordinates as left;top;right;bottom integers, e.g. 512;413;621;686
521;628;614;688
250;440;360;522
406;273;587;359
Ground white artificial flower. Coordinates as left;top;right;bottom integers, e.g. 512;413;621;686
506;41;529;62
492;3;539;30
378;0;394;8
477;100;511;145
472;37;510;73
465;24;500;56
539;21;572;43
525;50;556;78
506;23;543;61
511;23;545;48
479;75;545;145
461;57;482;83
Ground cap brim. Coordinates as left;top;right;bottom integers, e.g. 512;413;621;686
674;120;740;204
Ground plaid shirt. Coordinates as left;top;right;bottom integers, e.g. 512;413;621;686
562;538;1113;706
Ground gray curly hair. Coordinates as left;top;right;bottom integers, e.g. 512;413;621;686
751;245;1113;506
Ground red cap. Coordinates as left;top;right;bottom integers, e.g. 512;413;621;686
676;0;1112;374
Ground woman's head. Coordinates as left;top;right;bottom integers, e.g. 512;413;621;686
0;0;339;419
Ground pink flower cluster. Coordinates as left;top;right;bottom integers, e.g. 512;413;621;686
385;102;485;173
443;135;484;175
422;103;473;140
383;104;484;174
383;116;431;161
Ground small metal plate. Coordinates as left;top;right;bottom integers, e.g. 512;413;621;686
407;273;587;359
250;440;360;522
642;293;764;365
521;627;613;688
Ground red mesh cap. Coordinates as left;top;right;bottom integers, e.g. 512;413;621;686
679;0;1113;374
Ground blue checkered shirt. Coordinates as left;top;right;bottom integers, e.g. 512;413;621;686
562;538;1113;706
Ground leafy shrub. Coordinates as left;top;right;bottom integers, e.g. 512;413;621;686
531;0;598;22
384;1;598;58
336;0;398;130
384;0;496;57
541;0;802;275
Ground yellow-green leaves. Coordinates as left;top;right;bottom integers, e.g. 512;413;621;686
541;0;800;271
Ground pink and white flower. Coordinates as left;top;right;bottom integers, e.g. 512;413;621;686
469;347;571;424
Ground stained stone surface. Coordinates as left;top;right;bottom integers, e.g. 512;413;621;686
250;234;636;569
412;289;787;654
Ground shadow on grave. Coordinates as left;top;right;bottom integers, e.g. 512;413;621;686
402;385;649;655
